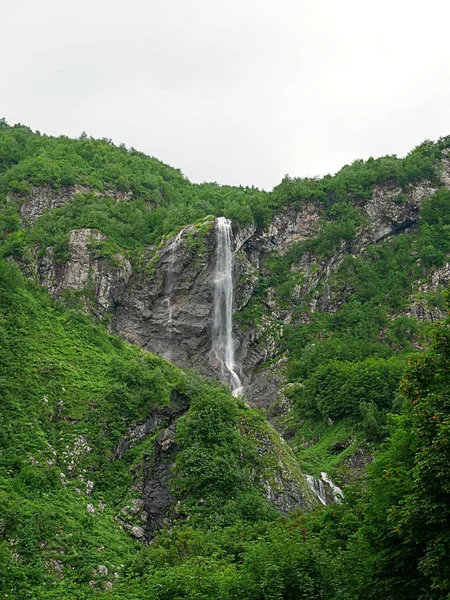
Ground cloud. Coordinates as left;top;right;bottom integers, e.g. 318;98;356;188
2;0;450;189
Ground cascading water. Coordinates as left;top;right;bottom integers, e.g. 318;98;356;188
305;475;327;506
320;472;343;502
305;472;343;505
212;217;243;397
163;227;185;360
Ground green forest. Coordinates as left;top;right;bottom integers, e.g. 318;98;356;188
1;120;450;599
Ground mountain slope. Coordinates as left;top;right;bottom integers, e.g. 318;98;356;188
1;119;450;598
0;258;315;598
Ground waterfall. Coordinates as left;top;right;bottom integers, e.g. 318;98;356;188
321;472;343;502
305;472;343;505
305;475;327;506
163;227;185;360
212;217;243;397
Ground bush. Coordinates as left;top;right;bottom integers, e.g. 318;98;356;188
295;357;405;420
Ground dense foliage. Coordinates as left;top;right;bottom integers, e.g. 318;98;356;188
0;120;271;260
240;185;450;451
1;119;450;598
0;259;290;598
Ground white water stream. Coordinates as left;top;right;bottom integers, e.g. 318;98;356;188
305;472;343;505
212;217;243;397
163;227;185;360
305;475;327;505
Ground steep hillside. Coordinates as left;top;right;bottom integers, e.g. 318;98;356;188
4;123;449;472
0;258;317;598
1;120;450;599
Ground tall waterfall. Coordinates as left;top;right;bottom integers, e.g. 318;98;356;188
212;217;243;397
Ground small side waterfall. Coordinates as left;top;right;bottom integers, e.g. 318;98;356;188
305;475;327;506
212;217;243;397
163;228;185;360
305;472;343;505
320;472;343;502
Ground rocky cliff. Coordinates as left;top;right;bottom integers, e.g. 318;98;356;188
17;156;450;413
6;143;449;522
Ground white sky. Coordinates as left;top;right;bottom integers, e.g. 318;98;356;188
2;0;450;190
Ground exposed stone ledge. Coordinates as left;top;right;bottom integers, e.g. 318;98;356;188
36;228;132;318
9;184;132;225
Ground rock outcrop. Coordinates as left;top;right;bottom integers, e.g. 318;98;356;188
115;391;189;459
12;184;132;225
142;424;180;540
35;228;132;318
16;165;449;411
112;220;219;370
362;182;437;243
403;262;450;322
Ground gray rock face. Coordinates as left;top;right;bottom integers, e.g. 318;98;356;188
240;203;322;270
111;219;258;388
36;228;132;317
14;185;90;225
115;392;189;459
142;424;180;540
112;222;218;371
339;448;374;485
247;423;318;514
362;182;437;243
403;262;450;322
19;173;446;411
130;526;145;539
264;203;322;253
115;392;189;540
441;149;450;189
231;177;442;408
262;474;316;514
12;184;132;225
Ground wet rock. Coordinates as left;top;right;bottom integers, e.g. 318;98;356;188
305;472;343;505
115;390;188;458
142;424;181;540
402;262;450;322
112;221;218;372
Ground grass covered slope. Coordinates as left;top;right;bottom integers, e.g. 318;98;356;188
0;257;176;596
0;259;315;598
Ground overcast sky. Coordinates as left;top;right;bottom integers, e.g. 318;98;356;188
2;0;450;190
